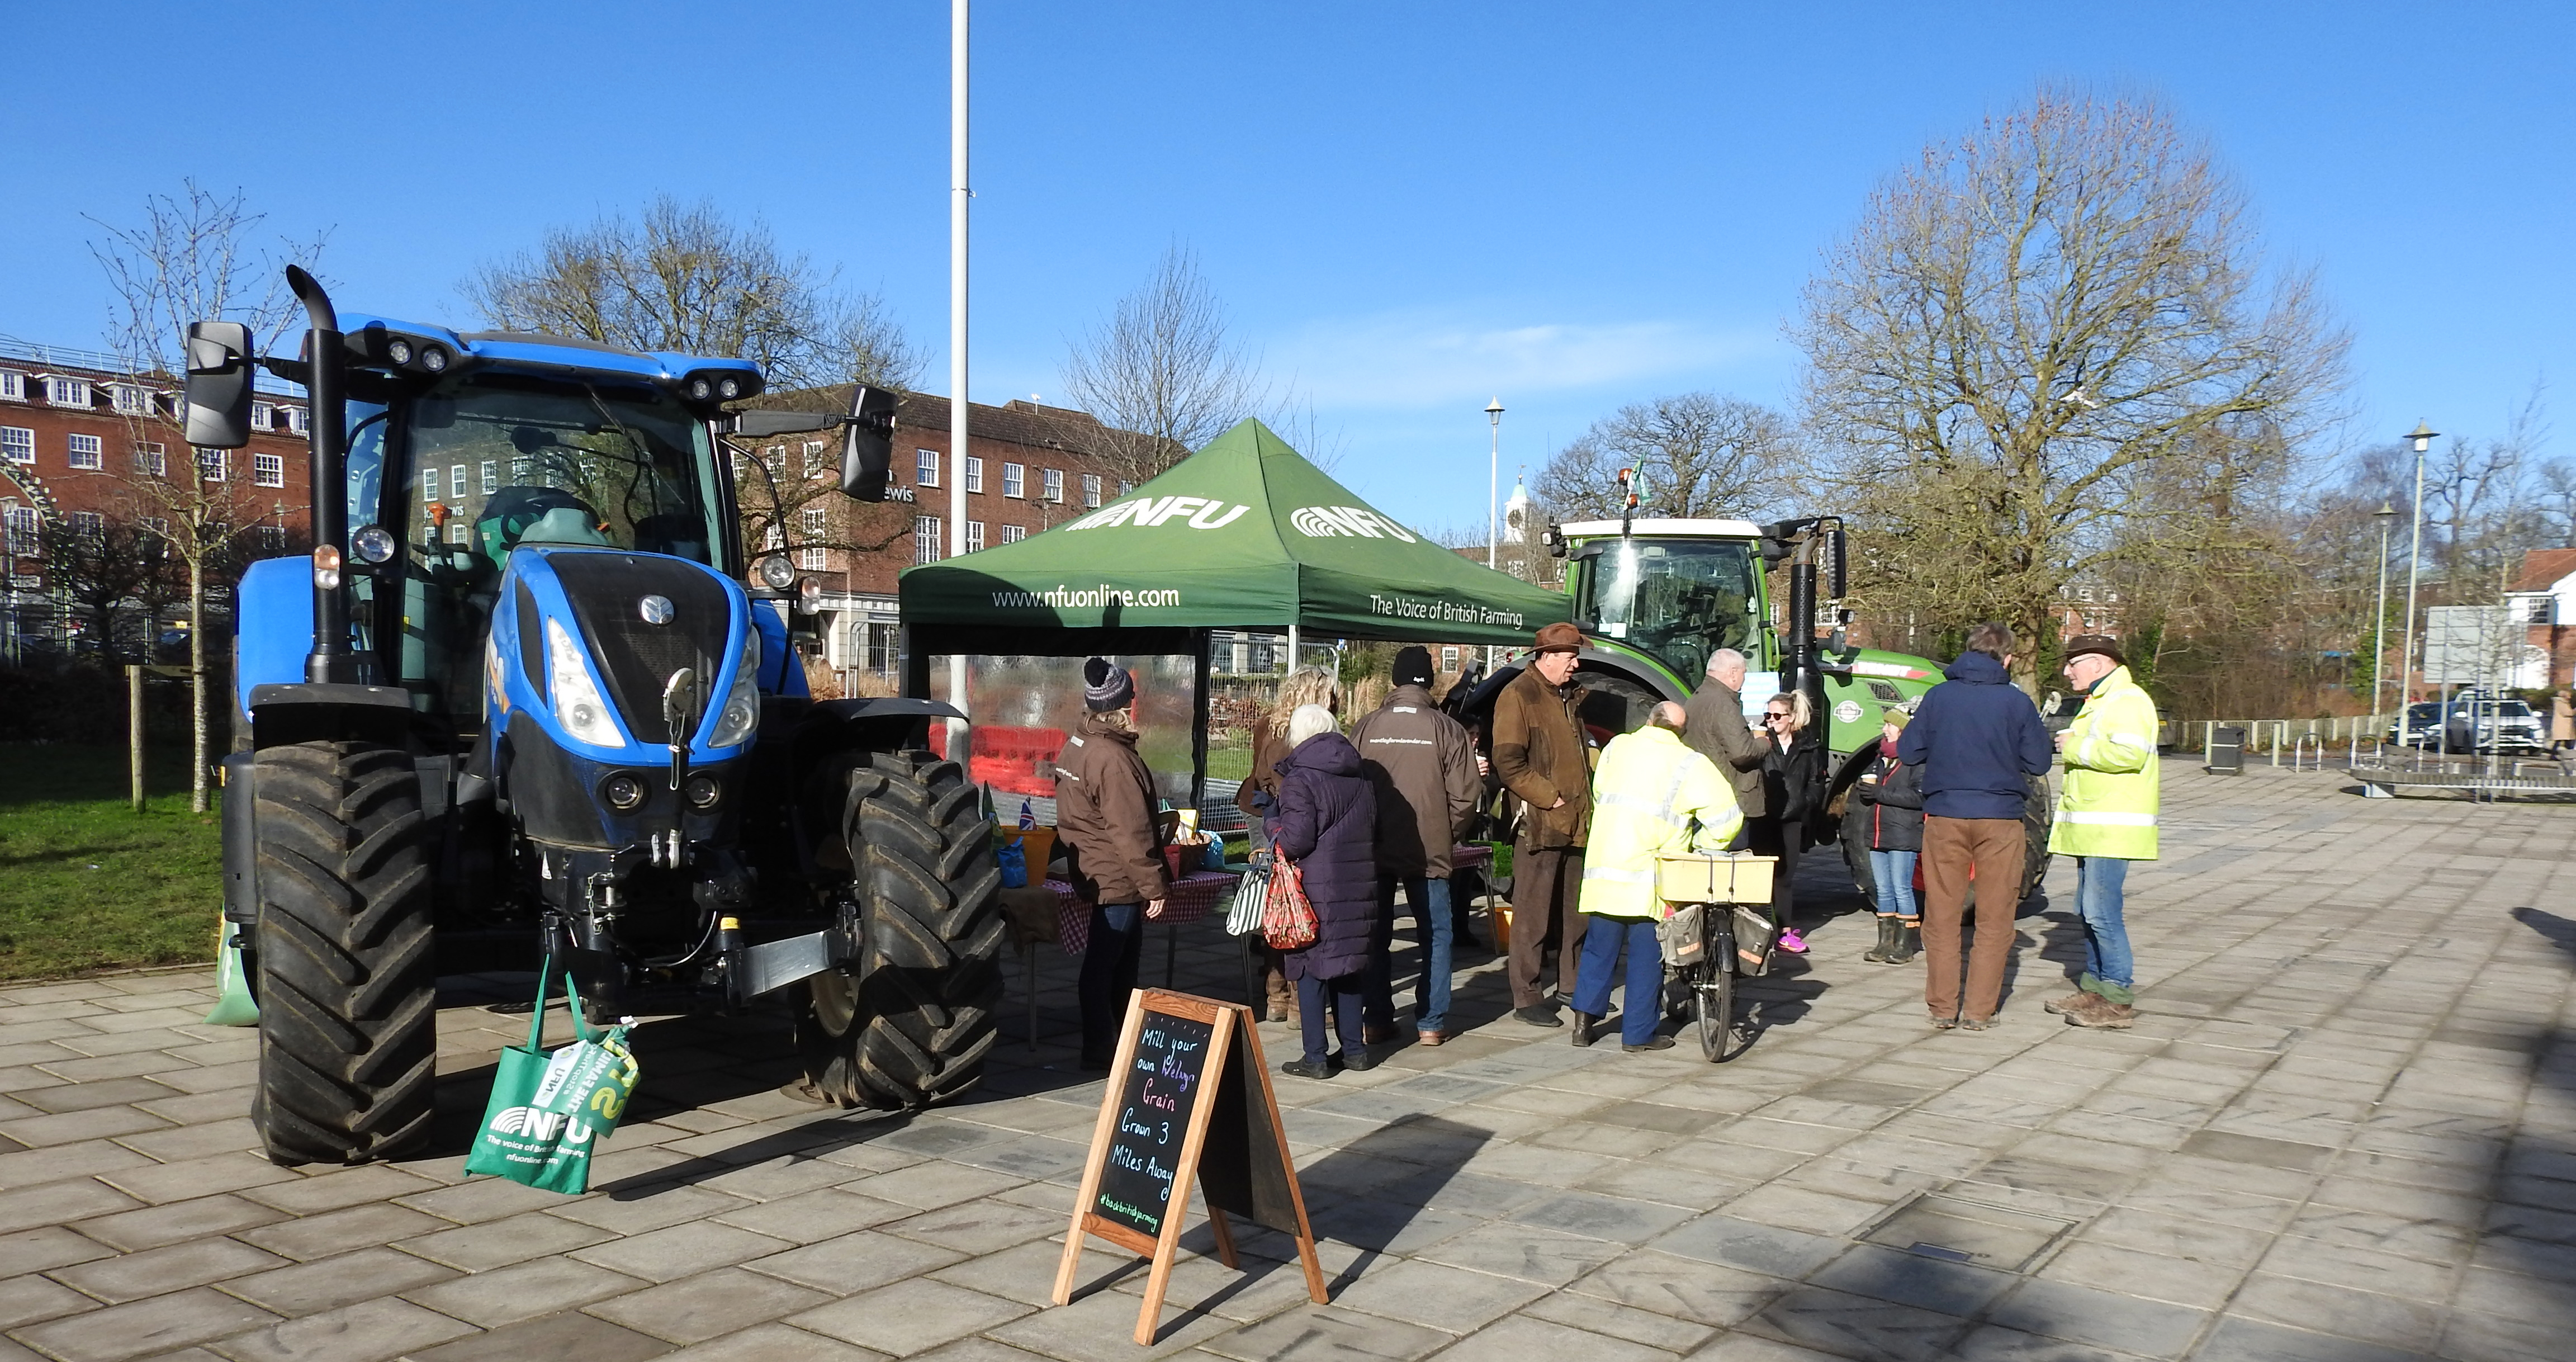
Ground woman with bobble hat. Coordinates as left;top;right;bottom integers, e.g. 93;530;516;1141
1267;704;1379;1079
1052;658;1169;1070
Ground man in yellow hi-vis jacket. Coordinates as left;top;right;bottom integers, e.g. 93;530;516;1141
2045;635;2159;1029
1571;702;1745;1051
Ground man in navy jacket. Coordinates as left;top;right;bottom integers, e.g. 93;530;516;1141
1897;623;2053;1029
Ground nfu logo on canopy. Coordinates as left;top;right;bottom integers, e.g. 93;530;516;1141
1063;495;1251;532
1289;505;1417;543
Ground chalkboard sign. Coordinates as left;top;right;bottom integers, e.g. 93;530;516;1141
1054;990;1324;1345
1091;1010;1214;1239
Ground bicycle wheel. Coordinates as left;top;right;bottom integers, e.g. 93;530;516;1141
1692;949;1738;1062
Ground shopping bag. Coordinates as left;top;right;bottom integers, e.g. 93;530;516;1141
1261;855;1319;951
1227;852;1274;936
997;839;1029;888
464;962;641;1194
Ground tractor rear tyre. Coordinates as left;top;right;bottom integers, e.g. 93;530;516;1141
797;750;1005;1109
248;741;437;1166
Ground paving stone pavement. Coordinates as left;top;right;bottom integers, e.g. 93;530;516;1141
1;764;2573;1362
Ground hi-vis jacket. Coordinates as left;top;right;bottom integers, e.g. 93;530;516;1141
1578;725;1745;921
2049;664;2160;860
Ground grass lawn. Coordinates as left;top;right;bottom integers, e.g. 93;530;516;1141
0;744;222;981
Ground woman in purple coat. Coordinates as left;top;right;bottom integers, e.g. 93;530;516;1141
1268;704;1379;1079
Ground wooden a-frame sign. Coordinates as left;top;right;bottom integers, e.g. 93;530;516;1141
1053;989;1326;1344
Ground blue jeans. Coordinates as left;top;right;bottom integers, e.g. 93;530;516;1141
1078;902;1143;1061
1869;849;1920;920
1371;875;1455;1033
1571;916;1663;1046
2073;857;2134;1003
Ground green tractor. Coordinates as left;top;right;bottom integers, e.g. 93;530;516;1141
1463;495;2050;907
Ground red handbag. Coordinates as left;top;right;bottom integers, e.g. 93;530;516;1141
1261;855;1319;950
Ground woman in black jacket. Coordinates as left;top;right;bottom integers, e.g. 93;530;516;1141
1757;691;1825;953
1857;707;1924;965
1267;704;1379;1079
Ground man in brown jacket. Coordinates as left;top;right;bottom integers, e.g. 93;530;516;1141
1053;659;1169;1069
1351;646;1482;1044
1493;622;1593;1025
1685;648;1768;841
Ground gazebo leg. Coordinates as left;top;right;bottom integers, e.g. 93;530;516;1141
1023;942;1039;1054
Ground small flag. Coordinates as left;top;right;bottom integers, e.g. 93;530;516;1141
1019;798;1035;830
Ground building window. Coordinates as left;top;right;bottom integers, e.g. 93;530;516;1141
915;516;941;562
1119;480;1135;496
2;428;35;465
1041;467;1064;503
1002;462;1025;498
252;453;285;488
421;469;441;503
197;447;228;482
285;407;308;435
865;621;899;674
965;456;983;493
139;516;169;537
69;511;103;537
258;524;286;550
42;377;89;408
965;520;986;552
111;385;149;415
1083;474;1102;508
250;401;273;431
479;461;499;494
134;443;168;476
449;465;468;498
1442;646;1459;671
63;434;104;470
0;372;23;402
799;546;828;571
801;507;828;538
4;507;37;557
1001;524;1027;543
447;520;471;545
802;441;830;478
916;449;940;488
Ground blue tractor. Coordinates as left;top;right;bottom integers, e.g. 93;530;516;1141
188;269;1004;1165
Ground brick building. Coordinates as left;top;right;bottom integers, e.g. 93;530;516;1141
2509;547;2576;689
740;391;1143;687
1;337;311;656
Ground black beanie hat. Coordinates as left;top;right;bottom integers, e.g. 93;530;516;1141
1083;657;1135;712
1393;646;1435;688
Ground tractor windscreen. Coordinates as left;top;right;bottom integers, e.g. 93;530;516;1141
1579;537;1762;685
401;373;722;570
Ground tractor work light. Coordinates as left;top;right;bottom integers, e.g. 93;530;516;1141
756;556;796;590
419;345;449;373
717;376;743;400
312;544;343;589
352;526;396;565
603;774;646;811
385;338;413;365
797;576;822;614
688;377;714;401
684;774;722;810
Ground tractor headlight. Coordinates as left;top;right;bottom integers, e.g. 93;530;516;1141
546;618;625;747
756;555;795;590
684;774;721;809
420;345;449;373
385;338;414;365
603;774;646;810
707;627;762;749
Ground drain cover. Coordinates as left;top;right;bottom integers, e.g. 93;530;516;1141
1862;1194;2079;1272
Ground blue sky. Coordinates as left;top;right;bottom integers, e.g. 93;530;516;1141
4;3;2568;533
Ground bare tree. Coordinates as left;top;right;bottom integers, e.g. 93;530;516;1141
87;182;324;811
1536;393;1797;523
37;515;171;663
463;196;922;392
1056;245;1267;487
1795;88;2348;694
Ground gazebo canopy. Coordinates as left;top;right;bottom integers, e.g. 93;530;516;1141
898;418;1568;652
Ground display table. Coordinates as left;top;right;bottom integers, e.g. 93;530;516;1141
1005;870;1242;1053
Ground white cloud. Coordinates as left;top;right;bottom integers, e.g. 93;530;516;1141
1263;310;1783;409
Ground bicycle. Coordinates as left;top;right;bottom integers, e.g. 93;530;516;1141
1661;898;1775;1061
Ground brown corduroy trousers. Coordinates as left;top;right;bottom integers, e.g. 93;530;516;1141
1508;843;1585;1009
1920;815;2024;1022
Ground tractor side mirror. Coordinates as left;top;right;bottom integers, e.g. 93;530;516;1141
840;385;897;502
1826;528;1849;598
183;321;255;449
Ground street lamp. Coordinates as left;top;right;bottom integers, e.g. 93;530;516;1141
1485;398;1504;570
2397;420;2437;710
2370;501;2397;717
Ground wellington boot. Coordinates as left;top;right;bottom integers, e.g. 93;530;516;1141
1863;915;1900;964
1884;921;1920;965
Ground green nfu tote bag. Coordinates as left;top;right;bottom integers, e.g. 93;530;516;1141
465;962;641;1194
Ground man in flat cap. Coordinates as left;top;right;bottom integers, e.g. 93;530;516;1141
1491;622;1593;1027
2046;635;2158;1030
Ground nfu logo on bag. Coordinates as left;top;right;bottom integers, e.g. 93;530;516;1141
486;1105;596;1145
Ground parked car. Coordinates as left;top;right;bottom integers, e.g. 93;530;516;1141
2389;702;2442;748
2399;696;2550;753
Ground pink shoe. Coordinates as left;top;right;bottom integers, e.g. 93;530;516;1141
1777;928;1808;954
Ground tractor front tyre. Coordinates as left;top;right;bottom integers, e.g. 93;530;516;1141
797;750;1005;1109
248;741;437;1166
